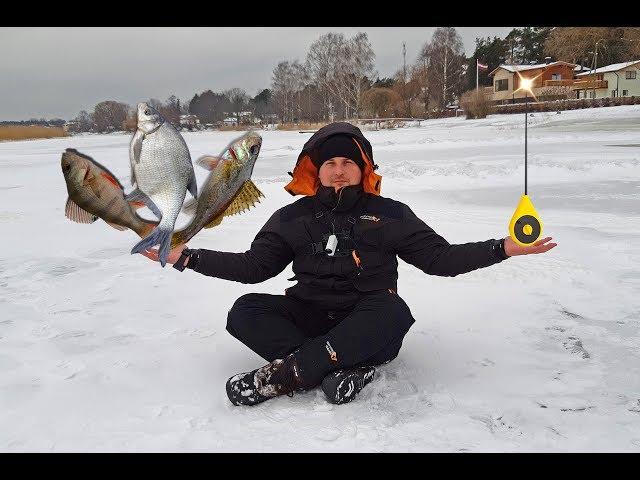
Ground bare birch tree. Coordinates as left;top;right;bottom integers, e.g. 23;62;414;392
414;46;433;116
290;61;308;122
93;100;130;132
306;33;346;120
426;27;466;109
337;33;376;118
271;61;307;123
271;61;293;122
306;32;375;120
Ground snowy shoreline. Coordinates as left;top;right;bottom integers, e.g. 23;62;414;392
1;105;639;452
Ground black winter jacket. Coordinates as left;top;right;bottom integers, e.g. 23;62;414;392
189;183;509;311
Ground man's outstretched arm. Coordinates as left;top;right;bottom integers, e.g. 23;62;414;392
188;230;293;283
140;211;295;284
393;204;555;277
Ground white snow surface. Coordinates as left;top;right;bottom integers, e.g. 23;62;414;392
1;105;639;452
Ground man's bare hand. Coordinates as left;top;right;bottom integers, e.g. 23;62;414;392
140;243;187;265
504;236;557;257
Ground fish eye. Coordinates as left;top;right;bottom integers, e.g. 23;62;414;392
144;109;151;115
250;145;260;155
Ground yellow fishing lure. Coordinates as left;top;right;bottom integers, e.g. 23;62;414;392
509;194;543;247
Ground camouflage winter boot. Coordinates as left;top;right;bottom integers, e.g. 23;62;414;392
321;366;375;405
226;353;303;406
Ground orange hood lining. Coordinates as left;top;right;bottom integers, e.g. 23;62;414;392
284;138;382;196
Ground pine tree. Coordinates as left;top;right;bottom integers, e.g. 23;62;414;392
466;36;509;90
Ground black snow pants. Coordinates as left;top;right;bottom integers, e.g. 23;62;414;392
226;289;416;389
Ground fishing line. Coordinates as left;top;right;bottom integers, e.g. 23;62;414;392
508;90;544;246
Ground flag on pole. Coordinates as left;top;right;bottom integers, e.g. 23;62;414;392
476;59;489;90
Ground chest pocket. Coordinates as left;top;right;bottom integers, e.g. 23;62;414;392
283;215;321;255
353;218;384;252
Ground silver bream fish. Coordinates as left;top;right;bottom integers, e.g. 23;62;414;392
127;102;198;266
171;131;263;247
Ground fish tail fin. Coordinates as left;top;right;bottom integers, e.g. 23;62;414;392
131;226;173;267
157;229;173;268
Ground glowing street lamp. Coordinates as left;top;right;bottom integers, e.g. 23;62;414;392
508;72;543;246
520;77;534;93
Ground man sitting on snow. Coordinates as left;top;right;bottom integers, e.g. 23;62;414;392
141;122;557;406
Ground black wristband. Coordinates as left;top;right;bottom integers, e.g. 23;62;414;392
185;249;200;270
491;238;510;260
173;247;193;272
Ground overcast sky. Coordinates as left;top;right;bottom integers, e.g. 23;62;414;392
0;27;513;121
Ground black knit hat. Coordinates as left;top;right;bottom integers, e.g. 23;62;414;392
312;134;365;171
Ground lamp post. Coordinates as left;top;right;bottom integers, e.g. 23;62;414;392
587;51;594;99
592;44;599;99
591;38;607;99
520;77;534;195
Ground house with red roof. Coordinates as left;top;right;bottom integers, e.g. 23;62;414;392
488;61;579;103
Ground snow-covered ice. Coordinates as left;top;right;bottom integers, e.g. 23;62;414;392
1;105;639;452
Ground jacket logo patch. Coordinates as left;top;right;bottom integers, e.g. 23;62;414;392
360;214;380;222
325;341;338;362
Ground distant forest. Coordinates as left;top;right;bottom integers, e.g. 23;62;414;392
8;27;640;132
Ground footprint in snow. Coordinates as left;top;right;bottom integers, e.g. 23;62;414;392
545;325;566;333
560;406;595;412
562;336;590;359
626;400;640;413
560;309;585;320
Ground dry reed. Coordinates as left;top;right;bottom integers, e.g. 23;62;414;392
0;126;68;141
